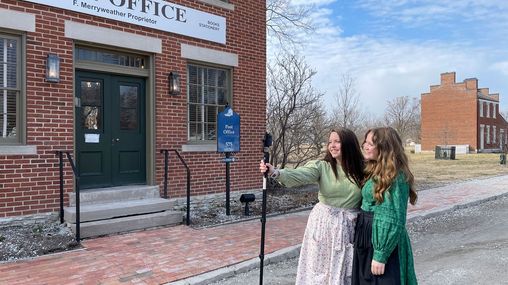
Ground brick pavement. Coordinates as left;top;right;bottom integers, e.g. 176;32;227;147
1;175;508;285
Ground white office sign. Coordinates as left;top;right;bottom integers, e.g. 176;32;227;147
22;0;226;44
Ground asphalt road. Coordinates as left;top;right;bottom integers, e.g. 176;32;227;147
210;195;508;285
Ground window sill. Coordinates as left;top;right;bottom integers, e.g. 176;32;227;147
182;144;217;152
0;145;37;155
197;0;234;11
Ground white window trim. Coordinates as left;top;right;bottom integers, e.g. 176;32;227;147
196;0;234;10
0;9;35;32
479;101;483;117
486;103;490;118
182;144;216;152
65;21;162;54
0;145;37;155
493;126;497;144
181;44;238;67
486;125;490;144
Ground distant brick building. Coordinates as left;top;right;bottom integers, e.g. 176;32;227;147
421;72;508;152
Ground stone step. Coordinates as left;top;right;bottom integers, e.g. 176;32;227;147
69;211;183;238
69;185;160;206
64;198;174;223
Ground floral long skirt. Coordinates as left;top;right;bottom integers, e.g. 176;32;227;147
295;202;359;285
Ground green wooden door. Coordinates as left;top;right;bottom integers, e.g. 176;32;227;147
76;71;146;189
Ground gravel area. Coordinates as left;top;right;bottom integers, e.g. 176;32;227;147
0;215;78;263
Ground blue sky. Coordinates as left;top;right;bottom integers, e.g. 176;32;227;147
275;0;508;116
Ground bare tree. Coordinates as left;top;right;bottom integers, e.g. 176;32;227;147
266;0;314;46
331;73;365;135
384;96;421;143
267;51;328;169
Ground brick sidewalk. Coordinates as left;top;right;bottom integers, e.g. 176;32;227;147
1;175;507;285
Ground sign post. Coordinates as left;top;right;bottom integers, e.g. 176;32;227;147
217;106;240;215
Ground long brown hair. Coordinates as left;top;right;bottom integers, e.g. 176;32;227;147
323;128;365;188
363;127;417;205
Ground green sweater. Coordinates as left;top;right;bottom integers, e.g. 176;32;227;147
276;160;361;209
361;173;418;285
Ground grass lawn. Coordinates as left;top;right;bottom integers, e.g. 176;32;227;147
409;152;508;190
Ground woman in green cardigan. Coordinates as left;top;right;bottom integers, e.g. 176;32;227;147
352;127;418;285
260;128;364;285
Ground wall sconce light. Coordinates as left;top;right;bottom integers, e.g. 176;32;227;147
168;72;180;96
46;54;60;83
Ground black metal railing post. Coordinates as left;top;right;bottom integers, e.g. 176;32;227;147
65;152;80;243
56;151;81;243
161;149;169;199
171;150;191;226
57;151;64;224
160;149;191;226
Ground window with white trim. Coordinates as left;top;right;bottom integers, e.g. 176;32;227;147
494;103;497;119
493;126;497;144
486;125;490;144
479;101;483;117
0;33;21;144
187;64;231;143
486;103;490;118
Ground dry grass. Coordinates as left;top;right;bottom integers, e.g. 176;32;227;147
409;152;508;190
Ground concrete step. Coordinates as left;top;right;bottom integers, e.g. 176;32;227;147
69;185;160;206
64;198;174;223
69;211;183;238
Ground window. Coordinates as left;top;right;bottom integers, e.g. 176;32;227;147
0;33;21;144
486;125;490;144
479;101;483;117
486;103;490;118
75;46;148;69
187;64;231;143
493;126;497;144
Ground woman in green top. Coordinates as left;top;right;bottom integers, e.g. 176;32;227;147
260;128;364;285
352;127;418;285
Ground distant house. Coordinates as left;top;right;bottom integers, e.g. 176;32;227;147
421;72;508;152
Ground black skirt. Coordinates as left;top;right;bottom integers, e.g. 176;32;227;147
352;210;401;285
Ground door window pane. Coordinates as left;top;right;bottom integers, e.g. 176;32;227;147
119;85;138;130
81;81;102;130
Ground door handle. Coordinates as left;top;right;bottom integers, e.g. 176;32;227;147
113;138;120;143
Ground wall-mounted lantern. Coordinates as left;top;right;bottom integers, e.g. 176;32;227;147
46;54;60;83
168;72;180;95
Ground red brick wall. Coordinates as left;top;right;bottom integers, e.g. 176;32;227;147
421;72;478;151
0;0;266;217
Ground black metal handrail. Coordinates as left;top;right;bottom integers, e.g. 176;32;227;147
57;151;81;243
160;149;191;225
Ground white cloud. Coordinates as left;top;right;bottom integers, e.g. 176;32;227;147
268;0;508;116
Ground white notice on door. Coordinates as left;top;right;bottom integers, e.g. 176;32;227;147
85;134;100;143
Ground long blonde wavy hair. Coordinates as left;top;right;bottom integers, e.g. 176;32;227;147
363;127;417;205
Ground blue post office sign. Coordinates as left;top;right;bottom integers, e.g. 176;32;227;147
217;107;240;152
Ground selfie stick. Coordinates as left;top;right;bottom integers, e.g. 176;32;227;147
259;132;272;285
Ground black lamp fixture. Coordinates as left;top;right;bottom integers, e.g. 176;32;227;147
240;193;256;216
168;72;180;95
46;54;60;83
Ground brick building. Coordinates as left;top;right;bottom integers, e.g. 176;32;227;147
421;72;508;152
0;0;266;221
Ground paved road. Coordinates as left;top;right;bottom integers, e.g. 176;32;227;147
210;195;508;285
